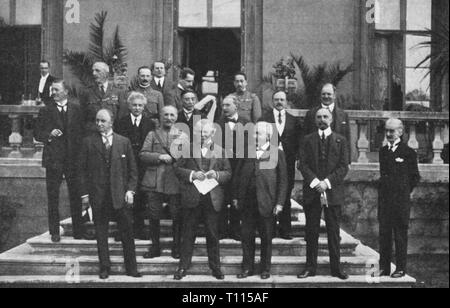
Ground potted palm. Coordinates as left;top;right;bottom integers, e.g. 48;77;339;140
273;57;298;92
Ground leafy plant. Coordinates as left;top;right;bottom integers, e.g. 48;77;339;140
291;53;353;109
63;11;128;94
415;20;449;86
272;57;297;79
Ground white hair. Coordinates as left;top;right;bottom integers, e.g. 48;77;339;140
93;62;110;73
127;92;147;106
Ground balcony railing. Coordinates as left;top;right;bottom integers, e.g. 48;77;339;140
0;105;449;165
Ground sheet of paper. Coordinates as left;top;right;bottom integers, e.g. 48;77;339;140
193;178;219;195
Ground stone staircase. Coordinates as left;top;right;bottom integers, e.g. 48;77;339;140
0;202;416;288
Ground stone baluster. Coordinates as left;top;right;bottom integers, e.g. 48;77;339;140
349;119;358;163
33;139;44;160
432;123;444;164
8;114;23;158
407;121;420;154
357;120;370;163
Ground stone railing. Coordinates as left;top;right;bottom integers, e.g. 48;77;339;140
288;109;449;164
0;106;449;165
0;105;44;161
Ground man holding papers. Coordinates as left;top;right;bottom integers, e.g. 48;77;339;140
297;108;350;280
232;122;288;280
173;120;232;281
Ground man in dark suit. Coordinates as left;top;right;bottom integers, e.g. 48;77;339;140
140;105;187;259
164;68;196;111
176;90;207;138
173;120;232;281
37;60;56;105
232;122;288;279
115;92;155;239
35;79;87;242
378;118;420;279
262;91;302;239
304;83;351;161
216;95;250;241
79;109;141;279
150;61;173;95
298;108;350;280
79;62;127;135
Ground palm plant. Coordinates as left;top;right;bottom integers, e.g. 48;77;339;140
415;20;449;86
63;11;128;95
290;53;353;109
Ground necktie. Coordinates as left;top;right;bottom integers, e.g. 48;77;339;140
158;80;162;89
100;85;105;96
278;112;283;125
103;136;111;150
321;132;326;143
134;117;138;127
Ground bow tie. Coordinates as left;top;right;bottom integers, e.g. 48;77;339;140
225;118;238;124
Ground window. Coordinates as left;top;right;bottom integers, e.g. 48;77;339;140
373;0;433;109
178;0;241;28
0;0;42;25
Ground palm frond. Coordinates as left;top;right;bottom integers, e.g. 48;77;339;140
88;11;107;61
63;50;95;87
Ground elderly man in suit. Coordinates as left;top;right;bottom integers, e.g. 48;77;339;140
378;118;420;279
216;95;250;241
115;92;155;239
35;79;87;242
140;105;187;259
262;91;302;239
232;122;288;280
123;66;164;127
304;83;350;161
173;119;232;281
79;62;127;135
298;108;350;280
231;72;262;124
37;60;57;105
79;109;141;280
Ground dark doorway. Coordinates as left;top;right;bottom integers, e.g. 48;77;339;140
179;29;241;98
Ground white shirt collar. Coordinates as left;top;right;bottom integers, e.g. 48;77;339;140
56;99;68;108
155;76;165;83
98;81;108;91
102;130;114;138
321;103;335;113
131;114;143;124
228;113;239;121
40;73;50;80
274;109;286;117
184;108;194;115
389;139;401;151
178;84;185;91
318;127;333;138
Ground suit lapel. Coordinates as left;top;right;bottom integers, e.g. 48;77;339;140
66;101;74;128
311;133;320;173
111;133;121;161
92;134;106;157
51;104;63;129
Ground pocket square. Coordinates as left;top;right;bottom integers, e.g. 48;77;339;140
122;155;126;158
395;158;405;163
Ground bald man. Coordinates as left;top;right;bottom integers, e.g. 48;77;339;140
79;109;141;279
79;62;127;135
378;118;420;278
298;108;349;280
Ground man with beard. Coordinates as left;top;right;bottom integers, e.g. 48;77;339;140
140;105;187;259
261;91;302;240
231;72;262;124
304;83;350;162
79;109;141;279
378;118;420;278
297;108;349;280
124;66;164;127
173;120;231;281
79;62;127;135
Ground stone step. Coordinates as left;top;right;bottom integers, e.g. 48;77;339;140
60;216;325;238
0;275;417;288
0;254;375;276
26;233;359;257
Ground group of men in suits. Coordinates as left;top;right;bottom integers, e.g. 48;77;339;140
35;55;420;281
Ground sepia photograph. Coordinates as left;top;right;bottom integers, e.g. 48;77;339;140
0;0;448;292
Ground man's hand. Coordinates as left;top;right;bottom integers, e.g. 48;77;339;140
193;171;206;181
125;191;134;207
273;205;284;216
159;154;173;164
81;196;90;211
232;199;239;210
205;170;218;180
50;129;63;138
314;181;328;194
